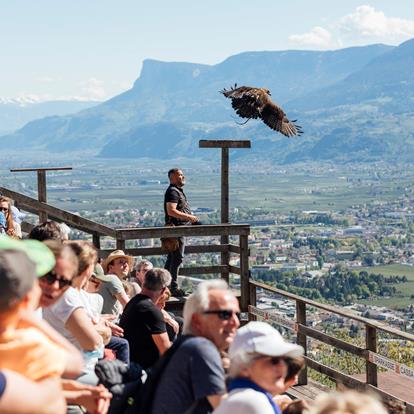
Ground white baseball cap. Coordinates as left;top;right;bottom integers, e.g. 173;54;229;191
229;321;304;359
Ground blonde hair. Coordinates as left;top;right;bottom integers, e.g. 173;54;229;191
306;391;387;414
66;240;97;275
0;196;16;236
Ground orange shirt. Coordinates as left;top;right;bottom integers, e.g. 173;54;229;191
0;327;67;381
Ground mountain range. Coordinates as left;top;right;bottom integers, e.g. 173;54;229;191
0;99;98;136
3;39;414;164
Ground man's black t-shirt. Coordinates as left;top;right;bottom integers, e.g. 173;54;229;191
164;184;191;225
119;294;166;369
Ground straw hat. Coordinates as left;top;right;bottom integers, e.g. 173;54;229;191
102;250;134;274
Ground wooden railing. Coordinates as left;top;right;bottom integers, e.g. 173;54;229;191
248;279;414;413
0;186;251;310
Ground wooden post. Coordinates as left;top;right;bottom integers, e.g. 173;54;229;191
10;166;72;224
37;170;47;222
116;239;126;251
199;140;251;283
249;282;257;321
239;234;250;312
221;147;230;283
296;300;308;385
92;233;101;250
366;325;378;387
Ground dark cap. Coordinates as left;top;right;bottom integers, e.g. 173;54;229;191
0;250;37;311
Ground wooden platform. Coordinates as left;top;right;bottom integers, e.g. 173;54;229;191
286;380;330;402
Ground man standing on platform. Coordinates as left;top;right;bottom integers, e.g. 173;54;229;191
164;168;199;297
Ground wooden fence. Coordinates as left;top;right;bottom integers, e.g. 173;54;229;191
248;279;414;413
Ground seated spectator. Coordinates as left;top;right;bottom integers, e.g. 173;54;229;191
120;268;172;369
0;211;7;234
274;357;305;410
0;196;22;238
99;250;132;318
156;286;183;342
307;390;387;414
43;240;104;384
147;279;240;414
38;240;79;310
3;237;111;413
0;369;66;414
282;399;309;414
213;321;304;414
84;263;130;366
28;220;65;242
130;259;154;295
0;236;83;381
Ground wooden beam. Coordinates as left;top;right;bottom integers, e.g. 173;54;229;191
239;234;250;312
37;170;47;223
98;244;230;258
0;187;116;237
116;224;250;239
296;301;308;385
298;324;367;358
199;140;251;148
249;279;414;341
366;326;378;387
229;265;241;275
179;265;228;275
10;167;73;172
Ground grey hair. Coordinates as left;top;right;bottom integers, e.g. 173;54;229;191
143;268;171;292
228;351;261;378
183;279;230;335
135;259;153;272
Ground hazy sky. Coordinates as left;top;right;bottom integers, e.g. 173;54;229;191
2;1;414;102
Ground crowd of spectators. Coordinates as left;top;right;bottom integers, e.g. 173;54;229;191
0;198;401;414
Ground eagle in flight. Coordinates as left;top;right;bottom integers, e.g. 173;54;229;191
220;84;303;137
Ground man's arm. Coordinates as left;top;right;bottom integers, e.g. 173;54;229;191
115;291;130;307
166;202;199;223
207;394;226;410
152;332;171;355
65;308;103;351
0;370;66;414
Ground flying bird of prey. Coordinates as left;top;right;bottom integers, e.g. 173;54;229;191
220;84;303;137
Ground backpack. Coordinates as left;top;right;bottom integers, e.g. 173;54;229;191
129;335;192;414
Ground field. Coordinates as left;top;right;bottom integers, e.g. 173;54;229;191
2;155;413;215
357;264;414;308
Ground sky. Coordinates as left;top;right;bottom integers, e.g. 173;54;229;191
2;1;414;102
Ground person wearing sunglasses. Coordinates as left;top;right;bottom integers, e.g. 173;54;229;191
148;279;240;414
37;241;79;309
213;322;304;414
0;196;22;238
0;236;84;382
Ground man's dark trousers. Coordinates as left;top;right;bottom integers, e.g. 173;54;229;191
164;237;185;291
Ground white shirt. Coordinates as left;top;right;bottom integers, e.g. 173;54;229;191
213;388;275;414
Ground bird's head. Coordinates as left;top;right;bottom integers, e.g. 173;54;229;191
265;89;271;96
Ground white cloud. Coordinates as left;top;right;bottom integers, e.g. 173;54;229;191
79;77;106;100
338;5;414;43
289;26;335;49
288;5;414;50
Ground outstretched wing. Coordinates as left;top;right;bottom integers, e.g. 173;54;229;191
221;85;264;119
260;101;303;137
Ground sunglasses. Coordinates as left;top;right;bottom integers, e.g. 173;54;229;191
203;310;241;321
90;276;102;286
0;207;9;213
255;356;284;366
40;271;72;289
